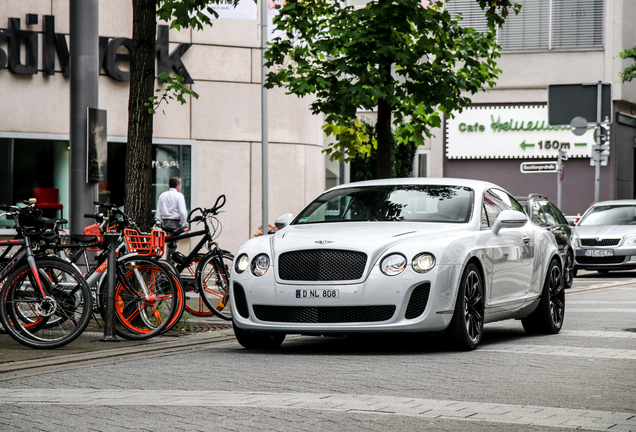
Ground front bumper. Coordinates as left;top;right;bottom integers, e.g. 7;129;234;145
230;264;462;334
573;245;636;271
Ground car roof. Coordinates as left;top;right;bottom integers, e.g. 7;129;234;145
328;177;501;194
590;200;636;207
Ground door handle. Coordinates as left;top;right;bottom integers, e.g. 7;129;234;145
522;237;531;244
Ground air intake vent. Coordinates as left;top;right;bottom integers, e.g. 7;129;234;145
580;238;620;247
576;256;625;265
405;283;431;319
253;305;395;323
233;282;249;318
278;249;367;281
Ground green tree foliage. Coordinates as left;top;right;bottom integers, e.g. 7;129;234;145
619;46;636;83
350;122;416;182
265;0;519;179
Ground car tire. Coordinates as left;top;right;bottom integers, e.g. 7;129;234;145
233;320;285;349
522;258;565;335
448;263;484;351
563;251;574;289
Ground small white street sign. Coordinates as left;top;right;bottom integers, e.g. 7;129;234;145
520;161;559;173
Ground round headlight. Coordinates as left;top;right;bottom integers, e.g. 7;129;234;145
380;253;407;276
235;254;249;274
412;253;435;273
251;254;270;276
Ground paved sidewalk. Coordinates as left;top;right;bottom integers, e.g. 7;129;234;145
0;317;234;373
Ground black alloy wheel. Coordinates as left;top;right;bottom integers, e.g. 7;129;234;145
522;259;564;334
563;251;574;289
448;263;484;350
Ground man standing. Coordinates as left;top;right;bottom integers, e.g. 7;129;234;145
156;176;188;237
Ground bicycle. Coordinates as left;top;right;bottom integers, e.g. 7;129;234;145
42;202;184;340
161;194;233;320
0;202;92;349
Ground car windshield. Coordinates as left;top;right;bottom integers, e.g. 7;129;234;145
293;185;474;224
578;205;636;226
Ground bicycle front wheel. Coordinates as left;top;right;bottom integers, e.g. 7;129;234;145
196;251;233;320
99;256;179;340
0;259;92;349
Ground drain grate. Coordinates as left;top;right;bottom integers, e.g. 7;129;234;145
623;328;636;333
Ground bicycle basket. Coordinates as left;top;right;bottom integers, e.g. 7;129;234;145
83;223;104;251
123;228;165;257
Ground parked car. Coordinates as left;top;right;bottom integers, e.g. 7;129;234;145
230;178;565;351
572;200;636;273
515;194;575;288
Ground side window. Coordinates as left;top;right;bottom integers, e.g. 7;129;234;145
541;200;559;225
531;201;547;225
481;204;491;228
482;190;504;228
548;202;568;225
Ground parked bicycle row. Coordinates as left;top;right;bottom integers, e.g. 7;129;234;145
0;195;232;349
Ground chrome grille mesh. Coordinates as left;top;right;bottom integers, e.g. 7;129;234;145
278;249;367;281
580;238;621;247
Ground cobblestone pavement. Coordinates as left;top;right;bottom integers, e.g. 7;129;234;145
0;274;634;431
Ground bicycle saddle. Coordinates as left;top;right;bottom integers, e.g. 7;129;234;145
70;233;98;243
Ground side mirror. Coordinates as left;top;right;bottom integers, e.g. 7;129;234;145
492;210;527;235
568;219;576;227
275;213;294;229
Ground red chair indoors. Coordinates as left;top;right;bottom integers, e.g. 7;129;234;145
33;187;64;219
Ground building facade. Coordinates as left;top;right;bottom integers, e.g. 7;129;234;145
0;0;326;253
438;0;636;216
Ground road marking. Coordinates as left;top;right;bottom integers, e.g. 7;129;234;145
559;330;636;339
480;344;636;360
568;301;636;304
0;389;634;431
566;308;636;313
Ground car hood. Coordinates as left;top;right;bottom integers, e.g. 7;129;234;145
575;225;636;238
271;222;469;258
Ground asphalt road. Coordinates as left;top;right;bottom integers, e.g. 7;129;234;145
0;270;635;432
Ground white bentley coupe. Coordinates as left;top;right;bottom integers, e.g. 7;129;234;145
230;178;565;350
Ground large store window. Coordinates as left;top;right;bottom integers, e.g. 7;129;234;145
0;134;192;230
447;0;605;50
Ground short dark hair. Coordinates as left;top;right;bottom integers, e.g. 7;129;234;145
169;177;181;188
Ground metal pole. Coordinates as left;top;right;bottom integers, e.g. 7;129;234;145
101;232;120;341
70;0;99;233
557;150;562;209
261;0;269;235
594;81;602;203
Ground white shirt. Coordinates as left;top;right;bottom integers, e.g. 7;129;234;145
155;188;188;227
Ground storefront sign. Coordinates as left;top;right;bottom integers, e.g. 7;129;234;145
87;108;107;183
0;16;192;83
446;105;598;159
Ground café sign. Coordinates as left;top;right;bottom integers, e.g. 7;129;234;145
446;105;598;159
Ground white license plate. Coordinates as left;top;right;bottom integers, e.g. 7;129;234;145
584;249;614;257
296;289;339;298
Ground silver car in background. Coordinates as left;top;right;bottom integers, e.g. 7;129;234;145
573;200;636;273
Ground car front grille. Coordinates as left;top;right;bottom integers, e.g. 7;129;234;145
253;305;396;323
576;256;626;264
405;283;431;319
233;282;249;318
278;249;367;281
580;238;621;247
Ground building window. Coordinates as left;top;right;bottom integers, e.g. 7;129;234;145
0;133;193;231
412;148;430;177
446;0;605;50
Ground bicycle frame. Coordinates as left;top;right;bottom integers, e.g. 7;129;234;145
0;238;47;299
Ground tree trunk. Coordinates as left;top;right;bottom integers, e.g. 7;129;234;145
376;97;393;179
125;0;156;231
